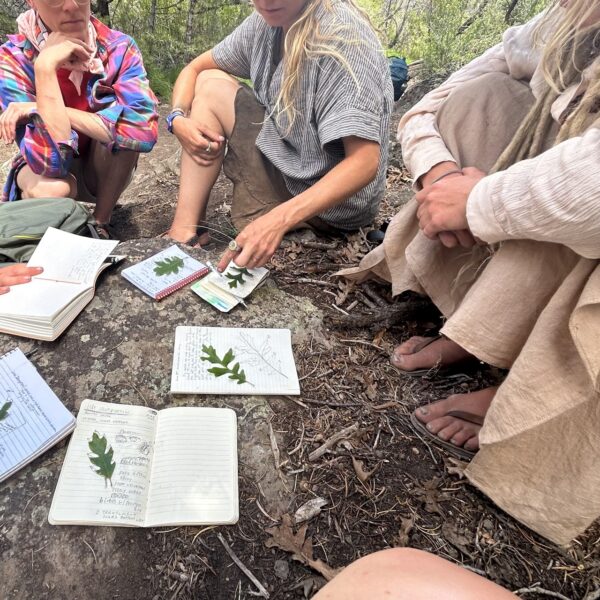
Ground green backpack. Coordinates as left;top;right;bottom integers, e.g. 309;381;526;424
0;197;97;263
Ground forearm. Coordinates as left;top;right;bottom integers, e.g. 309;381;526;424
33;64;71;142
171;50;220;113
65;108;111;143
277;142;380;229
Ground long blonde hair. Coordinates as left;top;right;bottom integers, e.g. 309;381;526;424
273;0;378;129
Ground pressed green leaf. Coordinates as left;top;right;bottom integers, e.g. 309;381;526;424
222;348;234;367
231;266;253;278
225;272;244;288
0;401;11;421
88;432;116;487
153;255;185;276
208;366;229;377
201;346;252;386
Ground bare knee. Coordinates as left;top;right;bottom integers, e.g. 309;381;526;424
192;70;240;112
21;176;76;199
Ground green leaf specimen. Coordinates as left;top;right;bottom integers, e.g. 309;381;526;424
200;344;252;385
225;266;253;289
88;432;116;487
0;401;11;422
154;255;185;276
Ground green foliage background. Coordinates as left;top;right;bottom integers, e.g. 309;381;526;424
0;0;550;97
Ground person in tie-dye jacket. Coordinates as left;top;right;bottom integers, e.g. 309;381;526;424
0;0;158;238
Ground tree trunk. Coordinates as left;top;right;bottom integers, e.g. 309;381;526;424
184;0;197;61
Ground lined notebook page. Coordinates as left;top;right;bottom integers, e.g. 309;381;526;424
49;400;157;527
170;326;301;395
0;348;75;482
144;407;238;527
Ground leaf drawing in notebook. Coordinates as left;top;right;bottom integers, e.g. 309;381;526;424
154;255;185;276
238;332;288;379
0;401;11;422
200;344;253;386
225;266;253;289
88;432;116;487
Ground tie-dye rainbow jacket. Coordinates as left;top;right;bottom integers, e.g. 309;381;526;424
0;16;158;201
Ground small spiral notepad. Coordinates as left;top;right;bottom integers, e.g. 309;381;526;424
122;245;209;301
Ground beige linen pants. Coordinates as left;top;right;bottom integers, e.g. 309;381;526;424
341;72;600;544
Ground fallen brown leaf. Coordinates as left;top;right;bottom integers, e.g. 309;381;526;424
351;456;379;483
265;514;341;581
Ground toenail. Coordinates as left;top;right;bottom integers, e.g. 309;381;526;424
418;407;429;415
426;423;434;431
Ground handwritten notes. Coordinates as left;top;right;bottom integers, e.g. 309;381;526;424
170;326;301;395
49;400;238;527
0;348;75;483
49;400;157;526
28;227;118;285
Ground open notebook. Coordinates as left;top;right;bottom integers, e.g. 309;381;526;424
192;264;269;312
0;348;75;483
121;245;209;300
49;400;238;527
170;326;301;395
0;228;118;341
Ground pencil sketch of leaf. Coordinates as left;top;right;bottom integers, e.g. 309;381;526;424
154;255;184;276
200;344;253;386
0;401;11;422
88;432;116;487
238;332;288;379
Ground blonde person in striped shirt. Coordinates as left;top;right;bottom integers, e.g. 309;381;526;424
165;0;393;269
341;0;600;545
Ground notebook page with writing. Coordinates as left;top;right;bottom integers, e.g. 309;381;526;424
0;348;75;482
144;407;238;526
170;326;301;395
121;245;208;300
28;227;118;287
49;400;157;527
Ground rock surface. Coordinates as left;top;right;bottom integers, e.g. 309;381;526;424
0;237;325;600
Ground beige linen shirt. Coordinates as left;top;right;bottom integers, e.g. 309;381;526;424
398;12;600;259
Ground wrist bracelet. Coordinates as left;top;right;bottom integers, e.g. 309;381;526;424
430;168;462;185
166;108;185;134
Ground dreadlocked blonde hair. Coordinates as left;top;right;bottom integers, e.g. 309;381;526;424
493;0;600;171
272;0;377;129
452;0;600;295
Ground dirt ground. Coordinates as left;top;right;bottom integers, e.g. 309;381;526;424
1;85;600;600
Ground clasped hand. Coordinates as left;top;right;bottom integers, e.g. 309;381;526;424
0;102;36;144
415;167;486;248
173;118;225;166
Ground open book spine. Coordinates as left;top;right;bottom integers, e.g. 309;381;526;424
155;267;210;301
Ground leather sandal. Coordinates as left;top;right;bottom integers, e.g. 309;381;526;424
409;408;482;461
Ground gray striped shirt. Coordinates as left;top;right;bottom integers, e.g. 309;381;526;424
212;2;393;230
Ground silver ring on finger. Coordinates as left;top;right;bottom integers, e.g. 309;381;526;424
228;239;242;253
205;141;212;153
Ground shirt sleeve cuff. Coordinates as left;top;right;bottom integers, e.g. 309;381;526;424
409;146;458;190
466;175;509;243
318;108;382;147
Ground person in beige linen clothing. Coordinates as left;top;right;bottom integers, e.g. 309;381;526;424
340;0;600;544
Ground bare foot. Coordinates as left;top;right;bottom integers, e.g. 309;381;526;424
414;387;498;451
391;336;473;372
164;226;210;247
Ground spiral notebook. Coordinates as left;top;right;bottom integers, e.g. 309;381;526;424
121;246;209;300
0;348;76;483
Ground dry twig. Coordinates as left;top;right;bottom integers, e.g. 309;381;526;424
217;533;270;599
309;423;360;461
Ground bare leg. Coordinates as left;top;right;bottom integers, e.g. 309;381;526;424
16;165;76;199
83;141;139;224
313;548;516;600
414;387;498;452
168;70;240;244
391;336;473;372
